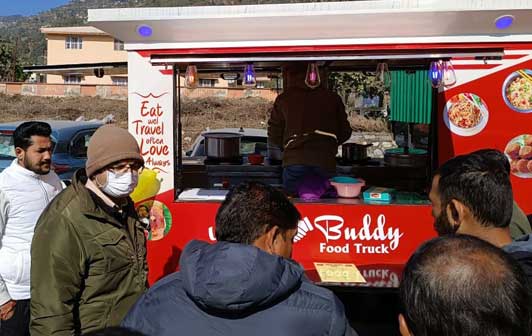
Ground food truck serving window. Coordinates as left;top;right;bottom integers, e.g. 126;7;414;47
163;56;448;203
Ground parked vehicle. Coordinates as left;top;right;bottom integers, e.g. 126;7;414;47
0;120;103;180
186;128;268;158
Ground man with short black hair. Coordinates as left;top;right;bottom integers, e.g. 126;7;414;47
399;235;531;336
0;121;63;336
471;149;531;238
429;150;532;288
122;181;356;336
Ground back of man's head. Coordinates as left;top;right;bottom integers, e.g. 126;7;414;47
215;181;300;245
470;148;511;175
399;235;531;336
437;151;513;228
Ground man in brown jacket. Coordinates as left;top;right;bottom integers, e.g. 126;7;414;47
268;63;352;194
30;126;148;335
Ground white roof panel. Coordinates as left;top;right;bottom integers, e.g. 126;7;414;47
88;0;532;49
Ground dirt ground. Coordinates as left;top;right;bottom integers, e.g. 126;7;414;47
0;93;389;150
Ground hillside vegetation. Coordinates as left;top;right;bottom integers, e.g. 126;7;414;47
0;0;352;67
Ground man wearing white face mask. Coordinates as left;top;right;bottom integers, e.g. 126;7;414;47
29;125;148;336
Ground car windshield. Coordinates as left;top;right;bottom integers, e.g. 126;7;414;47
241;138;267;156
192;136;267;157
0;133;15;159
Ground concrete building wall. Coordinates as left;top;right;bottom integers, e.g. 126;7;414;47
45;33;126;85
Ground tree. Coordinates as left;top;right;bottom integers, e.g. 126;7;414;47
329;72;387;106
0;42;28;82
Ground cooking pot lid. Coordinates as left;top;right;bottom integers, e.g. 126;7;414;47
203;132;243;138
385;148;427;156
343;143;372;147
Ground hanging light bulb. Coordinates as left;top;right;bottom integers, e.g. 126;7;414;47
428;60;443;88
243;63;257;87
376;62;392;87
305;62;321;89
185;65;198;89
442;60;457;87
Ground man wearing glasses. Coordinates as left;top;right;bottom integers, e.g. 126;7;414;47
29;126;148;335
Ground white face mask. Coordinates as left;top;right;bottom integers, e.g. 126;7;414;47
102;170;138;198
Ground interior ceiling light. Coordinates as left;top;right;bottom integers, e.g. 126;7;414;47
137;25;153;37
495;15;514;30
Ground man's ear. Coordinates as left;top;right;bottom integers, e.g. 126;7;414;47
446;199;468;230
15;147;24;160
263;226;280;254
398;314;412;336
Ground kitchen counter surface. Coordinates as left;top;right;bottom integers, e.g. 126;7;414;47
177;188;429;205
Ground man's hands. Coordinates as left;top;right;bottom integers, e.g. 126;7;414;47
0;300;16;320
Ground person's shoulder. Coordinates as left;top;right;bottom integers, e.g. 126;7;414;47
288;277;345;312
321;88;343;101
37;185;81;227
132;272;185;310
44;170;62;185
0;164;16;187
299;279;340;301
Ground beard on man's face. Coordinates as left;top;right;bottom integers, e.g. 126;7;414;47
434;210;459;236
23;155;51;175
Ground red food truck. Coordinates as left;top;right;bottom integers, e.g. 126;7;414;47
89;1;532;332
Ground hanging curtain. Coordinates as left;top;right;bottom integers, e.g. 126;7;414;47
389;70;433;124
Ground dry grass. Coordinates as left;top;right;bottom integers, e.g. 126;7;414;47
0;94;390;150
0;94;273;150
181;96;272;149
0;93;129;127
348;114;390;133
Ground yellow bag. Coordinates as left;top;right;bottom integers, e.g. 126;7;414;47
131;168;161;203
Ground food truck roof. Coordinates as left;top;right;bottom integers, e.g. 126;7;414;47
88;0;532;51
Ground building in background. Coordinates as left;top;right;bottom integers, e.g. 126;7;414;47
40;26;127;85
39;26;276;89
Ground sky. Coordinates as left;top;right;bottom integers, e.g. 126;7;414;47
0;0;70;16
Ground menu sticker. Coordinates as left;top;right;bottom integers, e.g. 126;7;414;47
313;262;366;283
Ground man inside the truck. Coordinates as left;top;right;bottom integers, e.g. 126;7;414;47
268;63;352;195
428;150;532;285
122;181;357;336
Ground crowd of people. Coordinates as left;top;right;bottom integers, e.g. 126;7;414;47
0;121;531;336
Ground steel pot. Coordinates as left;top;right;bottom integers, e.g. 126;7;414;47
342;143;372;163
204;133;242;160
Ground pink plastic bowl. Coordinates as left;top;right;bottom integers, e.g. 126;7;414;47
330;179;365;198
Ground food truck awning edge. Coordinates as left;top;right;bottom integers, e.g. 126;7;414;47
88;0;532;50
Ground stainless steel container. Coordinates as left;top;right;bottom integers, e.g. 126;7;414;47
342;143;372;163
204;133;242;160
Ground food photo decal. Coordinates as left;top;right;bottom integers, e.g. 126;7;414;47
444;93;489;137
505;134;532;178
502;69;532;113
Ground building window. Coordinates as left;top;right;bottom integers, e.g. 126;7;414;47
112;77;128;86
256;81;266;89
114;39;124;51
199;79;216;87
65;36;83;49
64;75;82;84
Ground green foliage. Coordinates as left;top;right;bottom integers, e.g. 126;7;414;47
329;72;387;105
0;42;28;82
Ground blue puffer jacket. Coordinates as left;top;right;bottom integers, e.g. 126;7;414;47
123;240;356;336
